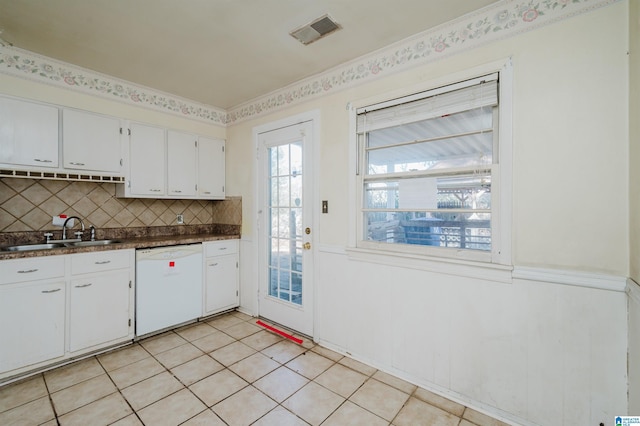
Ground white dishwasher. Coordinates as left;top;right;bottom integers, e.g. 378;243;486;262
136;244;202;336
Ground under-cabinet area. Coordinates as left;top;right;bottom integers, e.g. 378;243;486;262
0;94;225;200
0;237;240;384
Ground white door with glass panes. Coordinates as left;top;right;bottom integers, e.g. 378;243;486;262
258;120;314;337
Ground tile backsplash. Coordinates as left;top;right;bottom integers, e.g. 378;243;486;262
0;178;241;233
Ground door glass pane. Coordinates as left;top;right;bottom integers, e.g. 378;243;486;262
278;177;290;207
291;174;302;208
292;242;302;273
267;142;303;306
277;145;290;176
277;208;290;238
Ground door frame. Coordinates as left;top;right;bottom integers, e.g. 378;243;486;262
253;109;320;339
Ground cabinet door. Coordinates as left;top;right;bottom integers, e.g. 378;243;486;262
0;97;59;168
63;109;122;173
0;280;65;373
167;130;197;197
198;137;225;199
69;270;131;353
204;254;238;315
129;123;166;196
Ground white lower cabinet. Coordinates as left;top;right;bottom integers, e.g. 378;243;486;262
69;270;131;353
69;250;134;354
0;279;66;373
0;250;134;381
203;240;239;316
0;255;66;375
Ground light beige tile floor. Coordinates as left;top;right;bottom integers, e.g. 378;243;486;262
0;310;511;425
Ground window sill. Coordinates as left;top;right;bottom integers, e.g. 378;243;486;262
345;246;513;284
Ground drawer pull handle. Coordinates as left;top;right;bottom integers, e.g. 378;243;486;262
69;162;85;166
34;158;53;163
209;263;219;267
150;189;162;192
219;247;227;250
75;283;93;288
41;288;61;294
17;269;38;274
94;260;111;265
172;190;182;193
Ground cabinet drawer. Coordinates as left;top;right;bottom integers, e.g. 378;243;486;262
71;250;131;275
0;256;65;285
204;240;238;257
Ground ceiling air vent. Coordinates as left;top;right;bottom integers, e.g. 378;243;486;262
290;15;341;45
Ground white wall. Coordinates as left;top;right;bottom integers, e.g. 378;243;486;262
227;2;630;424
315;249;627;425
630;281;640;415
628;0;640;414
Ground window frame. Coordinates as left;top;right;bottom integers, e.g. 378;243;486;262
348;60;512;267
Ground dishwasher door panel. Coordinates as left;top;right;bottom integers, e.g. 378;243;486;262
136;245;203;336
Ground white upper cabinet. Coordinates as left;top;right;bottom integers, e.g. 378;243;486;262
119;126;225;200
167;130;197;197
128;122;166;196
198;137;225;199
0;96;59;168
62;109;122;174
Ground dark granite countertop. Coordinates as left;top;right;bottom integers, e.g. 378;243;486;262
0;224;240;260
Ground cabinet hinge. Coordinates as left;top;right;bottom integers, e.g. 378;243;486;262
222;185;225;193
120;158;123;166
236;290;238;296
120;127;123;135
222;146;224;153
195;140;198;148
129;280;132;288
128;318;132;327
236;261;238;268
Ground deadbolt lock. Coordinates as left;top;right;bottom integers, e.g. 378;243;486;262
305;227;311;235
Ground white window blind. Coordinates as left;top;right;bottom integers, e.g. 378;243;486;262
357;74;498;133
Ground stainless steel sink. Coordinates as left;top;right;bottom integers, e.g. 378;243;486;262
1;243;65;252
1;239;123;251
64;239;122;247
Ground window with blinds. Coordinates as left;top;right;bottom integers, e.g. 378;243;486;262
356;74;500;258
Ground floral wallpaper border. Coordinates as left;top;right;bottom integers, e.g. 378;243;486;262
0;0;619;127
0;46;228;127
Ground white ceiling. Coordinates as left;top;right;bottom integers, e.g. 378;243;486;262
0;0;497;110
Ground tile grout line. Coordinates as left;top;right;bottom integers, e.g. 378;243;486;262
40;371;62;426
99;353;147;426
1;311;502;426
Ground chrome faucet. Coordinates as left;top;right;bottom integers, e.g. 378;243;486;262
62;216;85;240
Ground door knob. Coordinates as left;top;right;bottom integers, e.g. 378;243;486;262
303;242;311;250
